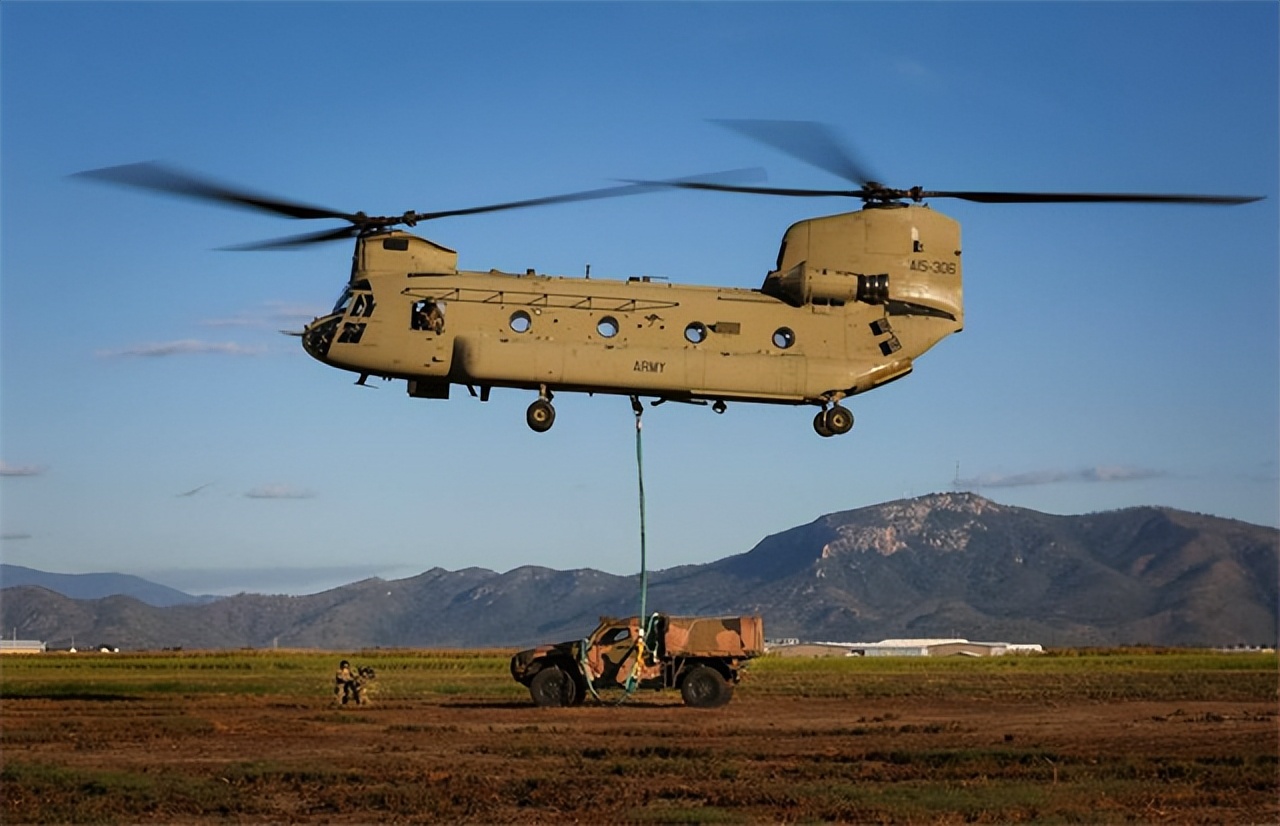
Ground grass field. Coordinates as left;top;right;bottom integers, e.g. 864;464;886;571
2;649;1276;823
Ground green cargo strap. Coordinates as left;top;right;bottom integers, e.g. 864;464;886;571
578;638;601;702
621;396;650;700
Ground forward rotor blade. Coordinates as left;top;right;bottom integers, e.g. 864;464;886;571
221;225;361;251
923;190;1263;205
416;182;666;221
76;162;756;250
74;162;359;222
415;168;766;221
653;181;860;198
712;119;880;187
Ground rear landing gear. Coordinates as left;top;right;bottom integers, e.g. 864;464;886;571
813;404;854;437
527;389;556;433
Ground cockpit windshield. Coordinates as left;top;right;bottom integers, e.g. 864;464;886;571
331;286;353;315
331;279;372;315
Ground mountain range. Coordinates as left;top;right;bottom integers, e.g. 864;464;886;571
2;493;1276;649
0;564;214;607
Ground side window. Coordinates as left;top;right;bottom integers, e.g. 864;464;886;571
684;322;708;344
337;322;366;344
411;299;445;333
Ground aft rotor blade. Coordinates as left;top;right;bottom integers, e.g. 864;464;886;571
75;162;359;221
660;181;1263;206
923;190;1263;205
713;119;880;188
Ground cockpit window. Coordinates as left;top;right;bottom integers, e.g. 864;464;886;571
351;293;375;318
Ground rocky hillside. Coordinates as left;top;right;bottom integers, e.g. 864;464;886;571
3;494;1275;649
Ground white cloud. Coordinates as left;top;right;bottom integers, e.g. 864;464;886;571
97;340;266;358
244;484;316;500
200;301;326;330
958;465;1166;489
144;564;417;596
894;58;936;81
0;461;44;477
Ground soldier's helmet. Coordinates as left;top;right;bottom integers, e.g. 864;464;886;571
340;660;350;668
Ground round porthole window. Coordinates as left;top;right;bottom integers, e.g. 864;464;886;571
509;310;532;333
773;327;796;349
597;316;619;338
684;322;708;344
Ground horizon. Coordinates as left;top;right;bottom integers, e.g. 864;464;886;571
3;3;1276;597
5;490;1275;597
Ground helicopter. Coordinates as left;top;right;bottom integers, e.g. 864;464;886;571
78;121;1261;436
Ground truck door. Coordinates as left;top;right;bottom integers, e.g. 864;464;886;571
587;625;635;686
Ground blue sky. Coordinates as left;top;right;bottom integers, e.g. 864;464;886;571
2;2;1276;596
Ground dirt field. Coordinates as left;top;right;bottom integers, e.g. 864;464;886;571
3;653;1277;823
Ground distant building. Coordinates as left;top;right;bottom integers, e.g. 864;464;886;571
0;639;47;654
768;642;851;658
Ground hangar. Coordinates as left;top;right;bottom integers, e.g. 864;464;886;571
0;639;47;654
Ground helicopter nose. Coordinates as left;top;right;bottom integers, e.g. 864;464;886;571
302;314;341;361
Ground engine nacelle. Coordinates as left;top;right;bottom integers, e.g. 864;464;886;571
764;262;888;307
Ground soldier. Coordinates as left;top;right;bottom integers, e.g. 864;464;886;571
412;299;444;333
334;659;358;704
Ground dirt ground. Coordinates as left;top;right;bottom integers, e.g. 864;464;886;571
3;690;1276;823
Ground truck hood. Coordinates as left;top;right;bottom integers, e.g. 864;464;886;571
509;639;581;681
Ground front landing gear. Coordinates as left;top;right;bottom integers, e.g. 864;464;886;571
813;404;854;437
527;388;556;433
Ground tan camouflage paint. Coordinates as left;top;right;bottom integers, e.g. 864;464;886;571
303;205;963;414
510;614;764;695
662;615;764;657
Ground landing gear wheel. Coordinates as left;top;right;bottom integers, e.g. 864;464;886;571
681;665;732;708
813;410;834;438
526;398;556;432
529;665;576;707
824;405;854;435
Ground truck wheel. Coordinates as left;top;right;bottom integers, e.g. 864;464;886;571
680;665;732;708
529;665;577;707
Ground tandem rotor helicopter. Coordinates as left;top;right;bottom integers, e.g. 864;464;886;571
79;121;1261;436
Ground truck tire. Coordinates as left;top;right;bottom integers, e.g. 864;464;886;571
529;665;577;707
680;665;732;708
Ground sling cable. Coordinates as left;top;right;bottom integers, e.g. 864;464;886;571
580;396;659;703
622;396;658;699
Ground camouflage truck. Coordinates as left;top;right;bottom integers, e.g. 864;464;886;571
510;614;764;708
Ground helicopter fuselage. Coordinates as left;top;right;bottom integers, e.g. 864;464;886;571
301;204;963;434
